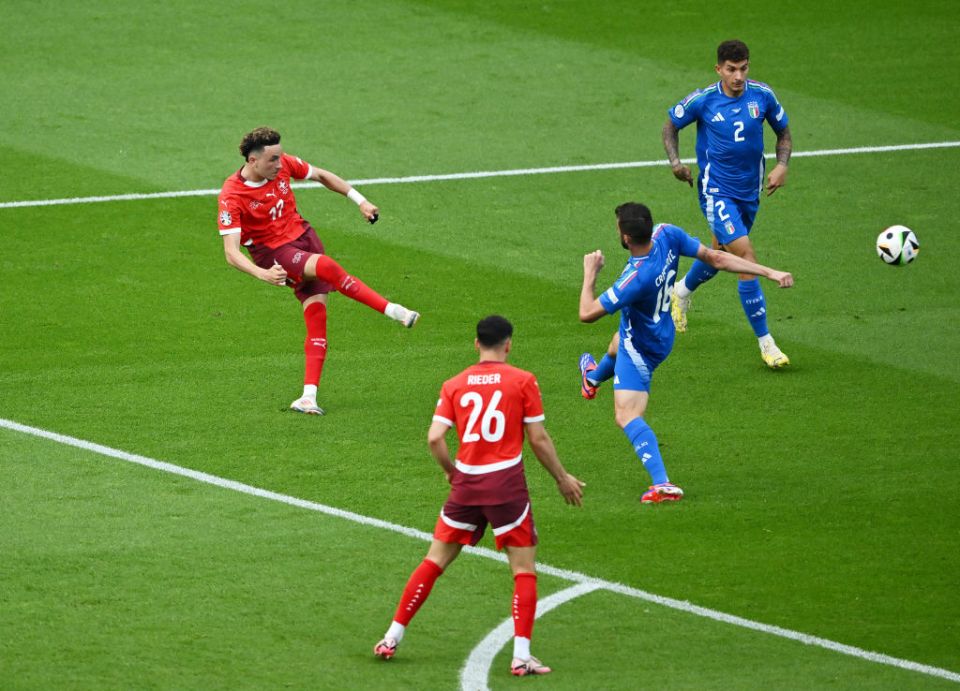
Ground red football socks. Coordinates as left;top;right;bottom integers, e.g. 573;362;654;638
393;559;444;626
512;572;537;639
302;302;328;386
311;255;388;313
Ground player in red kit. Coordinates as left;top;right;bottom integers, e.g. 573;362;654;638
373;315;585;677
217;127;420;415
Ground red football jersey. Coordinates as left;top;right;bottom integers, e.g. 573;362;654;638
217;153;313;249
433;361;545;504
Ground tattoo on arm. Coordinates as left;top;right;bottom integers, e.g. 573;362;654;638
775;126;792;166
662;121;682;167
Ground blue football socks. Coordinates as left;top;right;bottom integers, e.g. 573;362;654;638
587;353;616;386
681;259;719;293
623;417;668;485
738;278;769;338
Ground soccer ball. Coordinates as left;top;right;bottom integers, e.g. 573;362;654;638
876;226;919;265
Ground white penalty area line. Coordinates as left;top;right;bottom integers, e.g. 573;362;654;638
2;415;959;686
1;141;958;211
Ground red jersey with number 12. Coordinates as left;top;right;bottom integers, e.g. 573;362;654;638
217;153;312;249
433;361;545;505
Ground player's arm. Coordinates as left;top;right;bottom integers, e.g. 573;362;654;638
579;250;608;322
427;420;456;483
524;421;584;507
766;125;792;196
307;166;379;222
662;119;693;186
696;245;794;287
221;232;286;286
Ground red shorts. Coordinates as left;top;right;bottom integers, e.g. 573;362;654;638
247;221;334;303
433;497;537;550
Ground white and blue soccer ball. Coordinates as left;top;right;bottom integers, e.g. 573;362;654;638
876;225;919;265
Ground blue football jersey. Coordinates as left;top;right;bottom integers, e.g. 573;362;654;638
668;79;788;202
598;224;701;362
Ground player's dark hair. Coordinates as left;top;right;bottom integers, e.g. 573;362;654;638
717;39;749;64
476;315;513;348
239;127;281;160
615;202;654;244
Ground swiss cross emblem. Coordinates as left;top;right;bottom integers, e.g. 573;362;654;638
219;210;232;226
748;102;760;118
278;179;289;195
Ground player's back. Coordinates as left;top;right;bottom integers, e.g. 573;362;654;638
607;224;699;362
436;361;544;504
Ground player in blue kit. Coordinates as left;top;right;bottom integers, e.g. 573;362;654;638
579;203;793;503
662;39;794;369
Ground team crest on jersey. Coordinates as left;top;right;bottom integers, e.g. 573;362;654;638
248;200;262;210
278;179;290;195
219;210;232;226
724;221;736;235
748;102;760;118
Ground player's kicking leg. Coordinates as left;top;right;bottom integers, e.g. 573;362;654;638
304;253;419;328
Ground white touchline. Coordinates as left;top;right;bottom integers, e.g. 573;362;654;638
459;582;604;691
0;141;958;210
2;416;959;685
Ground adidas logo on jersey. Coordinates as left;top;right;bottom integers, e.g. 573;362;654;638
711;112;725;122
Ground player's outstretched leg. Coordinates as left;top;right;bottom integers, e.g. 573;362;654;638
738;278;790;368
672;261;718;333
374;558;444;661
310;254;420;327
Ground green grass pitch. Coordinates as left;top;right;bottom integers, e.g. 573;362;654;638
1;1;958;688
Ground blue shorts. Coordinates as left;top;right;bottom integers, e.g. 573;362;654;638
612;337;667;392
698;193;758;245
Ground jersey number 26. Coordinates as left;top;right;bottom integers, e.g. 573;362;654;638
460;390;505;443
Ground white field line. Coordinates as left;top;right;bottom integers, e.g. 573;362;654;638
2;416;959;685
459;582;604;691
1;141;958;211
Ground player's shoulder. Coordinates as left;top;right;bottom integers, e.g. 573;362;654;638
219;170;247;197
747;79;780;98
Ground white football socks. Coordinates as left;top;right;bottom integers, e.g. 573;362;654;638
513;636;531;660
301;384;318;400
385;621;406;642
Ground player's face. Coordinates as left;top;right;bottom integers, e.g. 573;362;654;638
716;59;749;97
249;144;284;181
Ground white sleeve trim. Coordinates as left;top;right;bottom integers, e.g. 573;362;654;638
304;164;317;181
432;415;454;427
523;414;545;423
219;228;241;236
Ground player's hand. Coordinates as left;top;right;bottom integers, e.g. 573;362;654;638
359;201;379;224
557;473;586;507
672;163;694;187
766;163;788;196
262;262;288;286
583;250;604;275
769;270;794;288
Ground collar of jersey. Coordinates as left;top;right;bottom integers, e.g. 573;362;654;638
237;171;269;188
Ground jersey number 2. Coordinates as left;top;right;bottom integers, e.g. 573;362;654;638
733;121;745;142
460;390;505;442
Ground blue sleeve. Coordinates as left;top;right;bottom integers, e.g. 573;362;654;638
668;89;704;129
765;88;789;133
598;266;642;314
667;224;702;258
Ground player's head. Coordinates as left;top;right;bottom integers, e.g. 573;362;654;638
476;315;513;355
615;202;654;249
239;127;283;180
715;40;750;96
